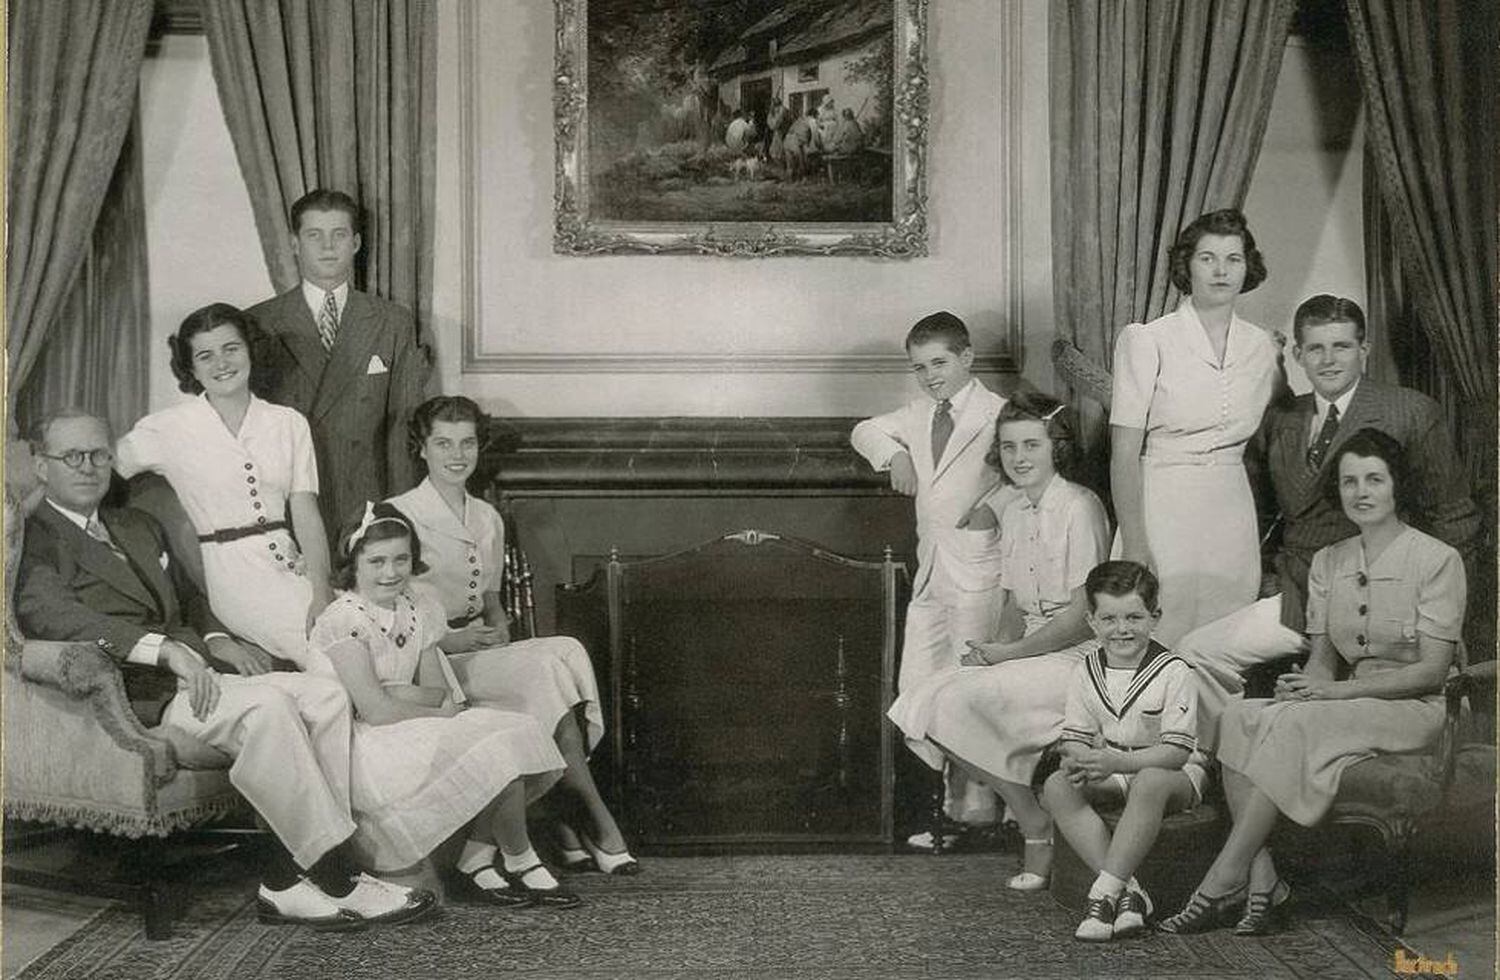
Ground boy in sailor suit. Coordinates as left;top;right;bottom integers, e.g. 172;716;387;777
1043;561;1207;942
851;311;1018;831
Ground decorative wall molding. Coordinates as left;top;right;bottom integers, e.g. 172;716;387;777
459;0;1025;375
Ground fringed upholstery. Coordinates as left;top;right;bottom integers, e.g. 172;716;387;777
3;640;241;837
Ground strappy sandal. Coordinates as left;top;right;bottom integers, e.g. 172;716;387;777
502;864;583;909
1007;836;1052;891
1157;883;1248;934
1234;878;1291;935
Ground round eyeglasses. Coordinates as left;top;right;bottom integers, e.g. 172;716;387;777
39;449;115;470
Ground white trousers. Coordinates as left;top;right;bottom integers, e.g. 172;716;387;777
900;572;1005;823
1173;595;1306;752
159;671;357;869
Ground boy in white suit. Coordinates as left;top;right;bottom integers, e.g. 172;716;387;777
852;312;1017;833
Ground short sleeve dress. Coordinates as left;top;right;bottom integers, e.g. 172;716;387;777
1215;527;1465;826
886;476;1110;784
1110;299;1279;645
116;395;321;666
386;478;604;750
309;587;566;871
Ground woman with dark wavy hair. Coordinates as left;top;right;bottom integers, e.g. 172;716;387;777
115;303;333;669
1108;209;1280;646
1161;430;1464;935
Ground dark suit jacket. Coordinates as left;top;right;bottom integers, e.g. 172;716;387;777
1264;378;1479;628
247;286;432;533
16;503;229;726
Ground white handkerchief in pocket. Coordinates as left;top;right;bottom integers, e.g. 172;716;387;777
366;354;390;375
158;552;171;570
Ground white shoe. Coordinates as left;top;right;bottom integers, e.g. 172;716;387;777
331;873;438;925
1074;894;1118;942
905;830;960;851
1112;887;1153;938
256;879;363;931
1007;871;1050;891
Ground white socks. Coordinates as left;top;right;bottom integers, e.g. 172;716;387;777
501;847;558;889
1088;871;1127;900
458;841;507;890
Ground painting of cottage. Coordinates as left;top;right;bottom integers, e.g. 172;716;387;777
585;0;897;225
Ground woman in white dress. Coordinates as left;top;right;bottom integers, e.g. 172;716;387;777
115;304;331;669
887;392;1110;889
1110;209;1280;645
386;396;637;875
311;502;580;908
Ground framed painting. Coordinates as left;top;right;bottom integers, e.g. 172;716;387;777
554;0;929;257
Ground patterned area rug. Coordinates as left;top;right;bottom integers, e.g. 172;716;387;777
16;855;1403;980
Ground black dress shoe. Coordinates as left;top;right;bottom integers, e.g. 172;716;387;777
1234;879;1290;935
1157;885;1248;934
452;865;534;908
502;865;583;909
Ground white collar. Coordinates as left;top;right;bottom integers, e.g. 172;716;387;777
301;279;350;319
1314;380;1359;423
937;377;978;415
46;498;98;532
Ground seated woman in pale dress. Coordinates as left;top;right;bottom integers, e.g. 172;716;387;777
888;392;1110;890
1160;430;1464;936
310;502;582;908
386;397;636;874
115;304;331;670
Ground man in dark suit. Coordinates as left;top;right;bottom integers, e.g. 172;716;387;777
16;409;435;928
247;189;432;534
1177;294;1479;745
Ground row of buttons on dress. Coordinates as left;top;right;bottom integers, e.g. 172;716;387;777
466;544;481;617
244;461;281;563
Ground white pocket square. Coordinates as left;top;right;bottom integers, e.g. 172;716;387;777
366;355;389;375
158;552;171;570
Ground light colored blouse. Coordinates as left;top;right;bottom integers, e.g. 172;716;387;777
116;395;319;534
386;477;505;624
997;476;1110;623
1306;526;1466;677
1110;298;1279;465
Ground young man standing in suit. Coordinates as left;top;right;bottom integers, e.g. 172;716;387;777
1177;294;1480;746
852;312;1019;838
16;410;436;929
248;189;432;533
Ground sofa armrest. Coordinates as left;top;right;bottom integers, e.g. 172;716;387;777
15;639;180;782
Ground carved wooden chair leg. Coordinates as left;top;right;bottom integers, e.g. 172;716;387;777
929;765;949;855
1387;827;1415;935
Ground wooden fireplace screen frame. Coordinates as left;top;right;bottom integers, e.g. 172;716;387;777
558;529;908;850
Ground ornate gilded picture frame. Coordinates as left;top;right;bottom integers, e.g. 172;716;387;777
554;0;929;257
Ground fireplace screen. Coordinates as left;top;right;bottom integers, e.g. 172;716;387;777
557;530;906;849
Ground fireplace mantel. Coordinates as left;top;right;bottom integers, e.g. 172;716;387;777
481;417;891;496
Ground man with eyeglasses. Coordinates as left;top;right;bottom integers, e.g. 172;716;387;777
15;408;437;929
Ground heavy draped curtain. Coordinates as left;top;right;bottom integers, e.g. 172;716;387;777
1048;0;1296;439
200;0;437;328
1348;0;1497;659
6;0;154;433
1345;0;1497;503
15;116;152;438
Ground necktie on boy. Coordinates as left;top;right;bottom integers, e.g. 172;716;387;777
318;290;339;351
931;399;954;466
1306;403;1340;469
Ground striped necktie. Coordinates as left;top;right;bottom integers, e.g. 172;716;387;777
317;290;339;350
1306;403;1340;469
86;517;126;561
